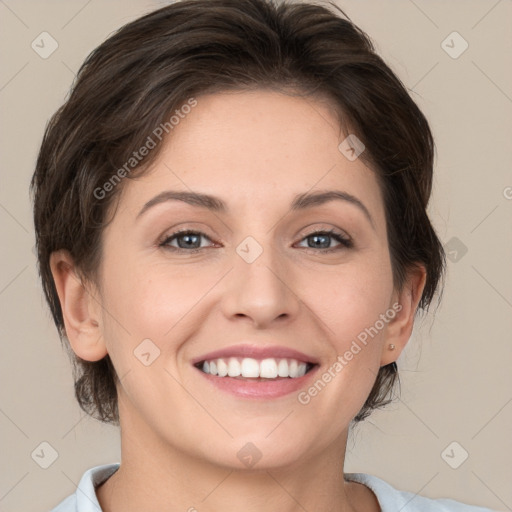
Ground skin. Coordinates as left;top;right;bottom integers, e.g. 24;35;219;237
50;89;426;512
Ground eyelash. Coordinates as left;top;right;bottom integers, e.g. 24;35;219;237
158;228;353;254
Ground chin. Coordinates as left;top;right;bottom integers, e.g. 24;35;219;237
194;430;317;472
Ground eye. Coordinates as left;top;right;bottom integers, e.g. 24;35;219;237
296;229;353;252
158;228;353;254
159;229;215;252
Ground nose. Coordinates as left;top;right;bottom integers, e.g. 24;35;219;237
221;242;301;329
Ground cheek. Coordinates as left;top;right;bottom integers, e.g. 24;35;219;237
307;258;394;349
301;258;394;417
98;257;214;363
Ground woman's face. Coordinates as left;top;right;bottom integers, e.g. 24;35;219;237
89;90;409;469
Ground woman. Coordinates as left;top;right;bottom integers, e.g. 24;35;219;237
30;0;496;510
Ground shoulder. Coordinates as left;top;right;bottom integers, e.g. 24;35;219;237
344;473;497;512
48;463;120;512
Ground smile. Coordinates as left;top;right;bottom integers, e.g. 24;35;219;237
196;357;316;379
191;344;320;398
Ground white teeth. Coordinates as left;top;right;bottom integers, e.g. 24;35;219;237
259;358;278;378
217;358;228;377
199;357;311;379
227;357;241;377
288;359;299;378
278;359;289;377
241;358;260;378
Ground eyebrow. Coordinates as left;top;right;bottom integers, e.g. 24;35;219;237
136;189;375;229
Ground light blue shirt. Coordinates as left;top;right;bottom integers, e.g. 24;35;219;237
49;463;497;511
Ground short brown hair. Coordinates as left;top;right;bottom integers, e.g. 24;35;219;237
30;0;446;425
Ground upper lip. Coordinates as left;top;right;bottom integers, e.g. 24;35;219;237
191;344;320;366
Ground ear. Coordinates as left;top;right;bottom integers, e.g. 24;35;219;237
49;249;107;362
380;264;427;366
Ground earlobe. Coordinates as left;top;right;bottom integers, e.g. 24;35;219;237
380;265;427;366
49;249;108;362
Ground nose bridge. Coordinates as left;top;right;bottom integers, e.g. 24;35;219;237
222;231;300;326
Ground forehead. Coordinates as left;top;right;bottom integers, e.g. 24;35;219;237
116;90;385;226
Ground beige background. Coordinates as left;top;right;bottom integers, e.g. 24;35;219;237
1;0;511;510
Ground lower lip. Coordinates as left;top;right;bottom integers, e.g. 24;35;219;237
195;366;320;399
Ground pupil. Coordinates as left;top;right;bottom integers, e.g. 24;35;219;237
180;234;199;249
310;234;329;248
